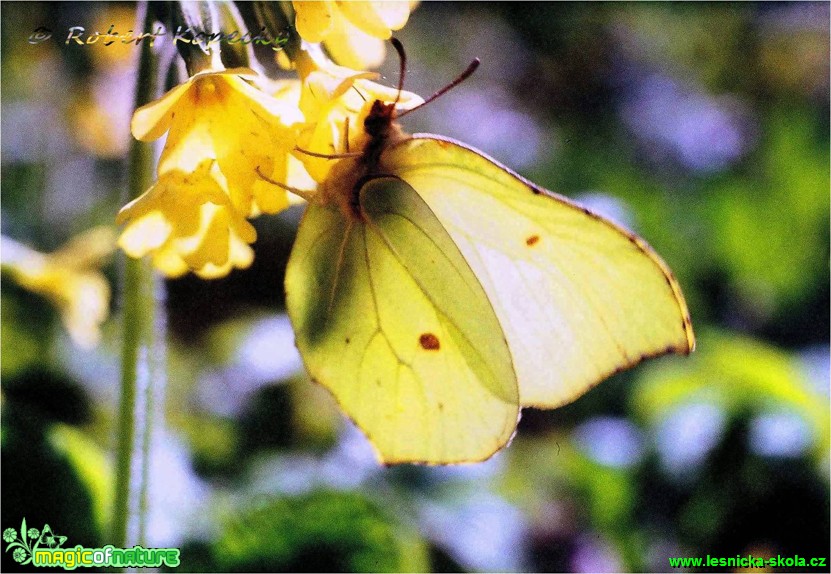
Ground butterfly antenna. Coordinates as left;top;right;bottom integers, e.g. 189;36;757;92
351;85;367;102
397;58;480;118
390;37;407;106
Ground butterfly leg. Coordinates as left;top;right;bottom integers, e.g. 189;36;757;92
344;117;351;153
255;166;319;203
293;146;361;159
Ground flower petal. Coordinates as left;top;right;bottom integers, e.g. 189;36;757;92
325;17;387;70
294;0;336;43
374;0;411;30
60;273;110;349
152;248;189;278
118;211;171;258
131;80;192;141
51;226;116;269
194;234;254;279
337;0;409;38
177;203;232;269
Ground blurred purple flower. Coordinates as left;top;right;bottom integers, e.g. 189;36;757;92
421;493;529;572
655;402;726;476
419;86;551;171
572;533;623;573
622;74;755;174
749;412;811;458
573;416;645;468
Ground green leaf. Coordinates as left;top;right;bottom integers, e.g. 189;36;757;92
48;425;112;530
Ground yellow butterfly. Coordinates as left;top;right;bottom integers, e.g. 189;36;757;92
283;41;694;465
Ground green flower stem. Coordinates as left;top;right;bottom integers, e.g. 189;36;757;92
111;0;162;552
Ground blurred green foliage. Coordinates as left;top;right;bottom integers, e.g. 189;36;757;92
1;2;828;572
174;490;428;572
2;369;106;572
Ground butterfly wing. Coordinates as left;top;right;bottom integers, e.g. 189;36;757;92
382;136;695;409
285;176;519;464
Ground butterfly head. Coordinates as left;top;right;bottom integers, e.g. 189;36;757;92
364;99;397;140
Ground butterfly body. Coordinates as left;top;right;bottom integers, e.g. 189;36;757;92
317;99;407;221
361;100;401;164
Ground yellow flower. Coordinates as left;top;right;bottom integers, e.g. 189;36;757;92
121;68;310;279
2;228;116;348
294;48;423;182
116;161;256;279
254;78;317;210
293;1;413;69
131;67;303;218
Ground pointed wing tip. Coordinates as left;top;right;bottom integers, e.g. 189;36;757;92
683;318;697;354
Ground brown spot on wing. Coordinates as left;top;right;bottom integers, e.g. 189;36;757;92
526;234;540;246
419;333;440;350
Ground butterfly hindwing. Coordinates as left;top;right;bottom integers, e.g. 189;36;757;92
285;176;519;464
382;136;695;409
